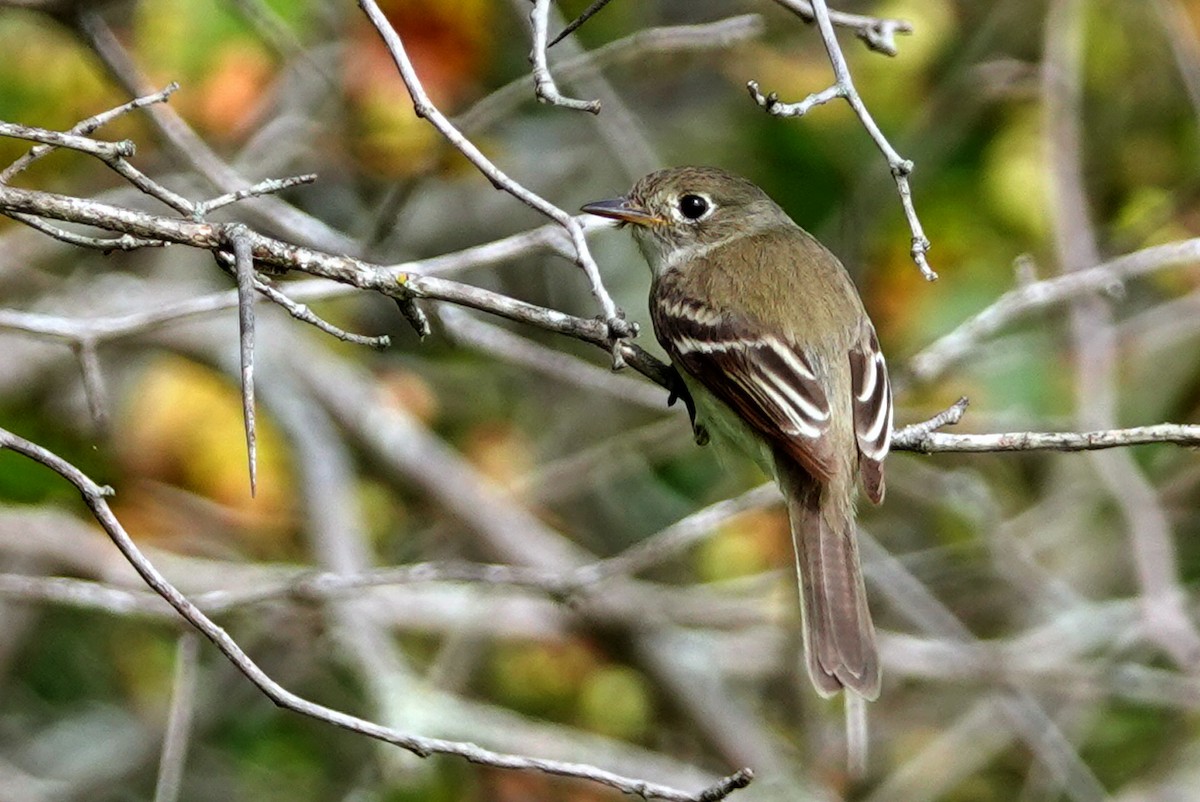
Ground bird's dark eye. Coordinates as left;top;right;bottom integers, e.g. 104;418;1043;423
678;194;709;220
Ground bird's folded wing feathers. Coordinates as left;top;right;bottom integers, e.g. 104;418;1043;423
849;325;892;504
652;296;838;483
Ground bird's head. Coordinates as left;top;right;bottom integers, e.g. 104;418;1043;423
582;166;785;273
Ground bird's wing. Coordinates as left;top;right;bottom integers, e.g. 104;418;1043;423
652;295;838;483
849;324;891;504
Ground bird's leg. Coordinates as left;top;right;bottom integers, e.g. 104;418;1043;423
665;365;709;445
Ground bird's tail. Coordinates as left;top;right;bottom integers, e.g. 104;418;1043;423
779;461;880;700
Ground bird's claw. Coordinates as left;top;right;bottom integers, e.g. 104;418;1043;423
665;365;706;446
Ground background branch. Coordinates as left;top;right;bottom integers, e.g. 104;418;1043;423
2;4;1199;800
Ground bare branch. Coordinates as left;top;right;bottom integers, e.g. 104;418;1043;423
896;422;1200;454
0;183;665;382
0;121;136;162
892;398;1200;453
892;397;970;445
357;0;634;363
0;426;749;802
747;0;935;280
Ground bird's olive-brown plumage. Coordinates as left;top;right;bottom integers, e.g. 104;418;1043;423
583;167;892;698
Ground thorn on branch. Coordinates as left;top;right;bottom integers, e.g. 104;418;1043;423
227;225;258;497
547;0;618;48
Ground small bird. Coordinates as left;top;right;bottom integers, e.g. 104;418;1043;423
583;167;892;699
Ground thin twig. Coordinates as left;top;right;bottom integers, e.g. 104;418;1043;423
529;0;601;112
769;0;912;57
747;0;935;280
891;397;970;444
0;82;178;184
195;173;317;217
0;121;136;162
250;279;391;348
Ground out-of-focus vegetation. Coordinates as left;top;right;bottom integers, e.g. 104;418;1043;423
1;0;1199;800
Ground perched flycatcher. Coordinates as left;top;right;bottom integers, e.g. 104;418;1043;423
583;167;892;699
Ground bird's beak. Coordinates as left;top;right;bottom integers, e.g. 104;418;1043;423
580;196;663;227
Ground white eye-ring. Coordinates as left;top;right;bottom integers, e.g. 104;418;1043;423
673;192;714;223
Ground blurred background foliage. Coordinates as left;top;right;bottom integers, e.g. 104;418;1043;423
1;0;1199;800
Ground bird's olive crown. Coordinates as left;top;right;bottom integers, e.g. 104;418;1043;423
626;166;788;253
